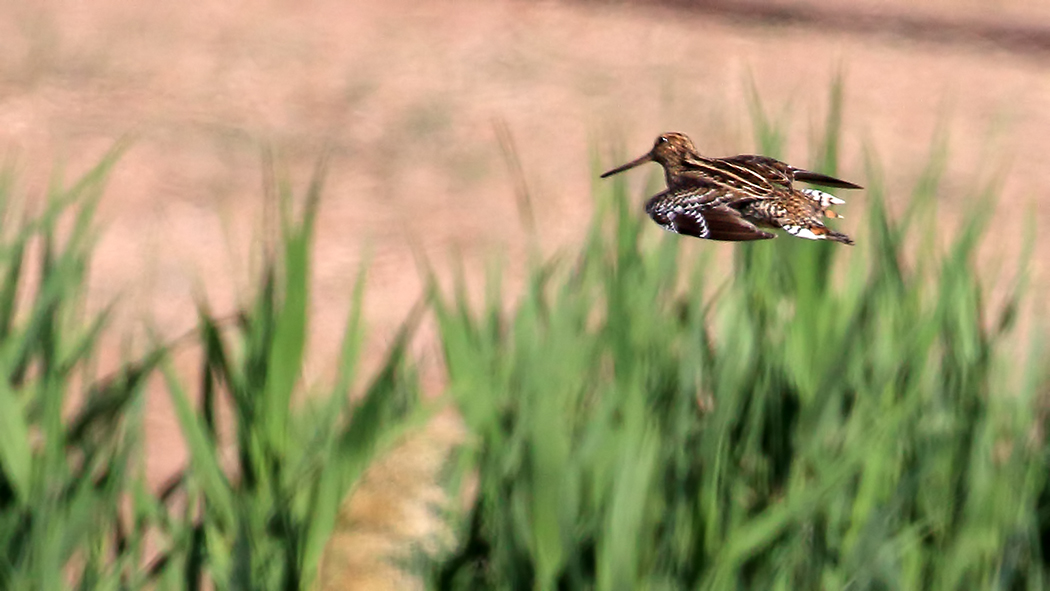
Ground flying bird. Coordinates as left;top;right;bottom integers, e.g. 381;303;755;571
601;132;862;244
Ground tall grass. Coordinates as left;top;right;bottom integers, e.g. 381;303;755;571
0;148;159;589
0;154;423;589
427;84;1049;589
151;159;424;589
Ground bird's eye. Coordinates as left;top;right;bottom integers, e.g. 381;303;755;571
659;136;669;144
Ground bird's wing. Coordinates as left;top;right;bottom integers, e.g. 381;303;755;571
717;155;794;188
722;155;864;190
678;155;778;196
645;187;775;242
789;168;863;190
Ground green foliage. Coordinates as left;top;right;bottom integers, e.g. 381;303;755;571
154;158;423;590
427;86;1050;589
0;152;422;590
0;146;161;590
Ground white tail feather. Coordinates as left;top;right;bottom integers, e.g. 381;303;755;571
800;188;845;206
782;225;825;241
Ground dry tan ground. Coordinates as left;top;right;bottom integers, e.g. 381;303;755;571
1;0;1049;587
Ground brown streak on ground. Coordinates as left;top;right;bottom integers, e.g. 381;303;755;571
318;411;464;591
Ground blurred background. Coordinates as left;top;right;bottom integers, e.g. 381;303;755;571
2;0;1049;587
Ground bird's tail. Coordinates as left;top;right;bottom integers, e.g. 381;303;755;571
800;188;846;219
823;228;855;245
782;222;854;245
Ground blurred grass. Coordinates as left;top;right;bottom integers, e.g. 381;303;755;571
426;81;1050;589
0;146;157;590
0;152;422;590
152;158;424;589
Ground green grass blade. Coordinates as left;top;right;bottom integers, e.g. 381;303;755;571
0;380;32;503
161;359;236;530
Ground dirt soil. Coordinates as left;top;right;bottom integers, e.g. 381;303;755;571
1;0;1048;588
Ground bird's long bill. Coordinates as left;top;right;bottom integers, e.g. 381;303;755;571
600;152;653;178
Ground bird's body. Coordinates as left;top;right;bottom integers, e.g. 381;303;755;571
601;132;862;244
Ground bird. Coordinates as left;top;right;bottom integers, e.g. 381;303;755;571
600;132;862;244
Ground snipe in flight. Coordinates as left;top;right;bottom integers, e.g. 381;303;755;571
601;132;862;244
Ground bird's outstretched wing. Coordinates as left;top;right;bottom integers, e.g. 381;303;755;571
645;188;775;242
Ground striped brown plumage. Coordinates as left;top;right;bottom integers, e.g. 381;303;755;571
600;132;861;244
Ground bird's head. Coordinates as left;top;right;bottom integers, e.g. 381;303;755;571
600;132;697;178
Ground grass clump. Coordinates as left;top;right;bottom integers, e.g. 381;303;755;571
0;154;423;590
427;90;1049;589
0;149;161;589
152;160;423;589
